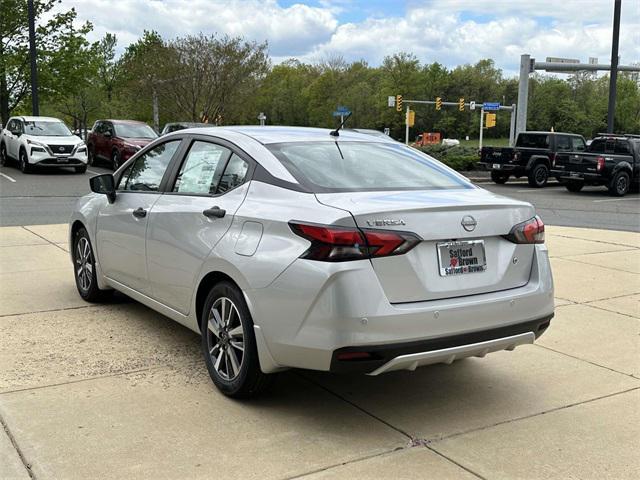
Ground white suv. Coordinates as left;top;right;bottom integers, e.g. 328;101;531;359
0;116;88;173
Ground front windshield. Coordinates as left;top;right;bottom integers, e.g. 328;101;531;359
267;141;472;192
24;121;72;137
114;123;157;139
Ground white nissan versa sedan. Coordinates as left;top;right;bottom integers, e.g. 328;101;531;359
69;126;554;397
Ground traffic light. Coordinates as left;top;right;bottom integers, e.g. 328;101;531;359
435;97;442;110
396;95;403;112
486;113;497;128
459;97;465;111
407;109;415;127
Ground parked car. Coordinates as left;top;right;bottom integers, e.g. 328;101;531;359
480;131;587;187
70;126;554;397
0;116;88;173
552;133;640;196
87;120;157;170
161;122;209;135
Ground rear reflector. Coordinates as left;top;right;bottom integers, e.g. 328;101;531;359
503;216;545;244
335;352;372;361
289;222;421;262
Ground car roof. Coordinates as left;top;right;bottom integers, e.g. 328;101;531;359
520;131;581;136
18;116;63;123
102;119;149;125
176;126;397;145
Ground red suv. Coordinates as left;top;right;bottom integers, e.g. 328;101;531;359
87;120;157;170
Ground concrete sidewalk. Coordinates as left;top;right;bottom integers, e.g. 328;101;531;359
1;224;638;480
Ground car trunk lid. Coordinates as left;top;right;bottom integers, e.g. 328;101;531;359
316;188;537;303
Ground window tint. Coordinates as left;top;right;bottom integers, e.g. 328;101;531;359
173;141;229;194
556;136;571;151
614;140;631;155
267;142;471;192
217;154;249;193
571;136;586;151
516;134;549;149
119;140;180;191
588;139;605;153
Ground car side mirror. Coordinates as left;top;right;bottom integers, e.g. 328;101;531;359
104;131;112;138
10;129;21;136
90;174;116;203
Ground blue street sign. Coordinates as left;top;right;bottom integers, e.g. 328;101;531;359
332;109;351;117
483;102;500;111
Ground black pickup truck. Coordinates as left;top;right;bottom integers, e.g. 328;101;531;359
479;131;588;187
552;134;640;196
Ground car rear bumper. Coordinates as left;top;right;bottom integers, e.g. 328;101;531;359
479;162;522;173
247;244;554;373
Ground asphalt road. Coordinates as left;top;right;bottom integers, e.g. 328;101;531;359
1;164;638;231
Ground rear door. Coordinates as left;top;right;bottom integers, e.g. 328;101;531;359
145;137;253;314
96;139;182;294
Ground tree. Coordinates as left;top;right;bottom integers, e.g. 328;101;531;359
0;0;92;123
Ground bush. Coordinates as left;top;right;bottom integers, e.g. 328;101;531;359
415;144;480;171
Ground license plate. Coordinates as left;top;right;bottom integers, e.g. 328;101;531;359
437;240;487;277
492;163;501;169
57;157;69;163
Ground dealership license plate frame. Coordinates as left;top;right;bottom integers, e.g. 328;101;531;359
437;240;487;277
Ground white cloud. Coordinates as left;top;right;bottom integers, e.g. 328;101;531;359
50;0;640;75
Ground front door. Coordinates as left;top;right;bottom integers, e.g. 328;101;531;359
96;139;182;294
146;139;252;314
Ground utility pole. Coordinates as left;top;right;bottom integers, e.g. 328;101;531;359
478;107;485;150
516;54;530;135
607;0;622;133
152;86;159;132
27;0;39;116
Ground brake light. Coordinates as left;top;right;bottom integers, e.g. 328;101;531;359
596;156;605;172
289;222;421;262
503;216;545;244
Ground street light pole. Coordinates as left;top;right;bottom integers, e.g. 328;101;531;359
27;0;39;116
607;0;622;133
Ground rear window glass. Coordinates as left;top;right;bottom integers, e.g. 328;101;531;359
516;134;549;149
266;142;472;192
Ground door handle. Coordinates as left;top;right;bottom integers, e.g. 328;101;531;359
132;207;147;218
203;206;226;218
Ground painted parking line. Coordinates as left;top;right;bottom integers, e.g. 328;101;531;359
87;169;103;175
0;172;17;182
593;197;640;203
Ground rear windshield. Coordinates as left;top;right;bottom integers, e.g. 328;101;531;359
266;141;473;192
516;134;549;149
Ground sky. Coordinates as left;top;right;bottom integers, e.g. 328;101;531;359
51;0;640;77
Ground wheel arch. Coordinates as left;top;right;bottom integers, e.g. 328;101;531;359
612;162;633;176
194;271;243;333
526;155;550;171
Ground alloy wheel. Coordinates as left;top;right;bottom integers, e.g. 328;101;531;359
617;175;628;195
75;237;93;292
535;166;547;185
206;297;245;381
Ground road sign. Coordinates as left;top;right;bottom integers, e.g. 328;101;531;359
383;127;390;136
470;101;476;111
332;106;351;117
458;97;465;111
486;113;497;127
388;96;396;107
435;97;442;110
483;102;500;111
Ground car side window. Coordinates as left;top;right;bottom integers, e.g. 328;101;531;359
556;136;571;152
104;123;114;136
614;140;630;155
571;137;586;152
173;141;230;195
119;140;181;192
217;154;249;194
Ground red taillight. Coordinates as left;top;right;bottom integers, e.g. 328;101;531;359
289;222;421;262
504;216;545;244
596;156;605;172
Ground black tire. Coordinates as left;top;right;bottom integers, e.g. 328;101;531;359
527;163;549;188
19;148;32;173
0;142;7;166
201;281;275;398
111;150;121;171
565;181;584;193
87;145;95;166
490;171;509;184
75;165;87;174
608;171;630;197
73;227;113;302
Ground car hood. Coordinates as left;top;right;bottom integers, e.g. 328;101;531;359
23;135;83;146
